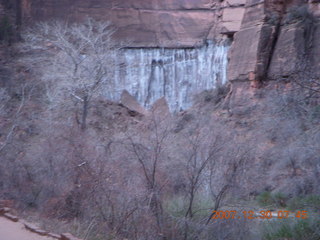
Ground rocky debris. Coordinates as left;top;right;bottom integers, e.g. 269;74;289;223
120;90;148;116
4;212;19;222
225;0;246;6
60;233;82;240
23;222;48;236
47;233;61;239
22;220;83;240
0;200;83;240
0;207;11;215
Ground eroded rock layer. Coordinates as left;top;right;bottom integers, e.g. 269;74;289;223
11;0;319;81
8;0;246;47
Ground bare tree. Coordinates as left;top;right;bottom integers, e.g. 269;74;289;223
22;18;118;130
126;110;171;237
172;125;224;240
182;128;223;220
206;146;249;224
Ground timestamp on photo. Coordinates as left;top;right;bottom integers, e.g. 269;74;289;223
211;210;308;220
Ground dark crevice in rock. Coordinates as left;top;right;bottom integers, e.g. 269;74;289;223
264;23;281;80
265;3;287;81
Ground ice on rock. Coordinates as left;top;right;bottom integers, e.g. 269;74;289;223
105;41;229;112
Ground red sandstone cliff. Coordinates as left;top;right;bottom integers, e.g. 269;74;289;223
3;0;246;47
228;0;320;84
2;0;318;83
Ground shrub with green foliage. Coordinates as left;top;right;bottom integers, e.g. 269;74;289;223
287;195;320;211
273;192;288;208
257;192;274;207
163;194;214;219
310;105;320;121
262;217;320;240
257;192;288;208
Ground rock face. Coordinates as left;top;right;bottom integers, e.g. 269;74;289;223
228;0;283;83
268;2;320;80
1;0;234;111
2;0;320;110
228;0;320;83
6;0;246;47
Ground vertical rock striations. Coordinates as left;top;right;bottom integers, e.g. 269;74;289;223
268;1;320;80
228;0;320;84
107;41;229;111
227;0;284;85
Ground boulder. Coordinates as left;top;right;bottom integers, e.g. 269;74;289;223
151;97;171;118
24;222;48;236
221;7;246;34
120;90;148;115
4;213;19;222
0;207;10;215
48;232;61;239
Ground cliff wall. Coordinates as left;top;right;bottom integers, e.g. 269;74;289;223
13;0;246;47
2;0;320;93
228;0;320;84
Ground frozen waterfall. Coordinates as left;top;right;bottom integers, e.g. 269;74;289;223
106;41;229;112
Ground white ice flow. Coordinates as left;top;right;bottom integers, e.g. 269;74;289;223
106;41;229;112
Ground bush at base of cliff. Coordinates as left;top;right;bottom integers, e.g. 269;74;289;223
287;195;320;211
262;217;320;240
256;192;288;208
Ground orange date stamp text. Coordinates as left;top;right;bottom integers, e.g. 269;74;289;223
211;210;308;220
